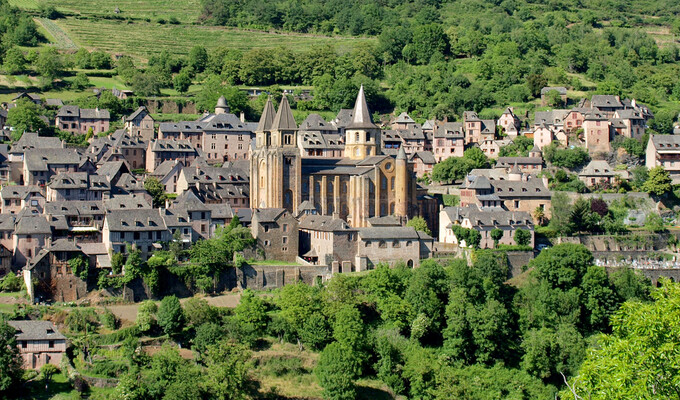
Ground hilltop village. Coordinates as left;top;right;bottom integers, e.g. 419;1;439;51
0;85;677;305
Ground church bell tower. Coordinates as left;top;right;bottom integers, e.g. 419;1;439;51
344;85;381;160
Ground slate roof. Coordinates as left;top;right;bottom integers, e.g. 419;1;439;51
445;204;533;228
45;98;64;107
534;110;570;126
0;215;15;231
394;112;415;124
496;157;543;167
332;109;354;129
256;97;276;132
25;149;81;172
433;122;464;138
10;132;62;154
15;214;51;235
347;85;377;130
299;131;344;150
367;215;401;227
591;95;623;109
491;178;551;198
299;215;351;231
357;226;420;240
0;185;42;200
150;160;182;178
615;109;645;120
299;114;335;132
409;151;436;164
105;209;167;231
57;105;110;119
104;195;151;211
96;161;130;180
271;96;297;131
44;201;105;216
651;134;680;152
253;208;287;223
150;139;196;152
8;321;66;341
579;160;615;177
467;175;492;190
125;106;150;121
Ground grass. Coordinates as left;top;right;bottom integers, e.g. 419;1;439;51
150;113;202;122
50;17;373;60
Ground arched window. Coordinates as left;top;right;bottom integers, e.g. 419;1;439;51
355;132;360;142
390;177;395;190
379;240;386;248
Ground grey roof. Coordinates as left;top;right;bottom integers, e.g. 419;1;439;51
44;201;105;216
256;97;276;132
271;96;297;131
367;215;401;227
584;110;609;121
96;161;130;180
347;85;377;130
216;95;228;109
496;157;543;167
10;132;62;154
25;148;81;171
534;110;570;126
394;112;415;124
48;172;109;191
591;95;623;109
468;175;492;190
8;321;65;341
0;185;42;200
433;122;464;138
150;160;182;178
45;98;64;107
180;164;249;185
57;105;110;119
357;226;420;240
541;86;567;95
464;111;480;121
253;208;287;223
299;114;334;132
104;195;151;211
15;214;52;235
299;215;351;231
491;178;550;198
150;139;196;152
105;209;167;231
409;151;436;164
579;160;614;177
332;109;354;129
299;131;344;150
445;205;533;228
652;134;680;152
615;109;644;120
125;106;151;122
0;215;15;231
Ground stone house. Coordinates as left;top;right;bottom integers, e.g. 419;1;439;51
583;111;612;153
540;87;567;106
22;148;81;186
481;139;512;159
7;321;66;369
149;160;184;194
298;215;356;270
0;185;45;214
439;205;534;249
564;108;588;133
13;214;53;267
613;109;645;140
25;239;90;302
589;95;623;115
55;105;110;135
409;151;436;178
145;139;200;173
355;226;431;269
46;172;110;202
432;122;464;162
251;208;299;262
391;112;418;131
463;111;495;144
102;208;171;258
125;106;155;141
578;160;622;188
533;124;555;150
646;134;680;184
497;107;521;136
495;156;543;173
299;131;345;158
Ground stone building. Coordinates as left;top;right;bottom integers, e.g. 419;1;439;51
251;208;299;262
646;134;680;184
8;321;66;369
125;106;155;141
583;111;612;153
439;205;534;249
250;87;417;228
55;106;110;135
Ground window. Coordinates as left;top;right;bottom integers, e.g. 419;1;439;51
21;341;27;349
239;135;244;141
283;236;288;244
211;143;216;150
238;144;243;150
392;240;400;248
283;224;288;232
365;241;371;247
282;247;287;252
48;340;54;348
264;240;270;246
263;225;269;233
379;240;386;248
406;240;412;247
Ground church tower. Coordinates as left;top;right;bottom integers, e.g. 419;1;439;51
395;146;409;219
345;85;381;160
250;96;300;212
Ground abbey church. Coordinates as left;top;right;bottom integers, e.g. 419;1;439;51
250;86;418;228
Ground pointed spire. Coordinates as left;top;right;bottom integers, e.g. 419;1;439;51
396;146;407;161
256;96;276;132
347;85;377;129
271;95;297;131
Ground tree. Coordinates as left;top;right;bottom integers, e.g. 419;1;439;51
642;166;672;196
173;68;192;94
490;228;503;248
549;192;573;236
2;46;26;75
0;321;23;394
315;342;359;400
157;295;184;336
40;364;59;390
514;228;531;246
234;289;268;335
277;282;322;338
35;48;63;87
406;216;431;236
68;254;89;281
136;300;157;333
564;280;680;399
183;297;218;327
189;46;208;73
299;312;331;350
644;212;665;233
195;74;251;116
144;177;166;207
526;74;547;97
202;340;251;400
6;98;47;139
71;72;90;90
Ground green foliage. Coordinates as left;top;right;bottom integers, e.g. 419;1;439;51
609;268;652;302
173;67;193;94
136;300;157;333
642;166;672;196
611;136;645;158
0;320;23;395
68;254;89;281
6;98;47;139
543;144;590;169
192;322;224;357
195;74;252;116
157;295;185;336
431;148;490;183
35;48;64;87
100;308;119;330
548;192;573;236
0;274;22;292
299;312;331;350
644;212;665;232
529;243;594;290
490;228;503;247
514;228;531;246
144;177;167;208
65;308;99;334
450;225;481;248
40;363;59;387
277;282;322;337
201;340;251;400
71;72;91;90
1;47;26;75
406;216;431;236
234;289;268;335
315;342;359;400
564;280;680;399
499;136;534;157
183;297;219;328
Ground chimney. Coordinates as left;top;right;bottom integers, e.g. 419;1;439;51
240;112;245;123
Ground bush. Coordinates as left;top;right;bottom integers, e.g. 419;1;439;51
0;274;22;292
259;356;306;377
100;308;119;330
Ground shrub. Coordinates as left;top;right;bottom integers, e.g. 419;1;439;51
100;308;119;330
259;356;306;377
0;273;22;292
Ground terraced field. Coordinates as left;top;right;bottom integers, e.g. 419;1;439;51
9;0;202;23
54;17;373;59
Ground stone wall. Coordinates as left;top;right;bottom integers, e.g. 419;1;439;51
145;100;197;115
506;251;535;277
558;233;677;252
